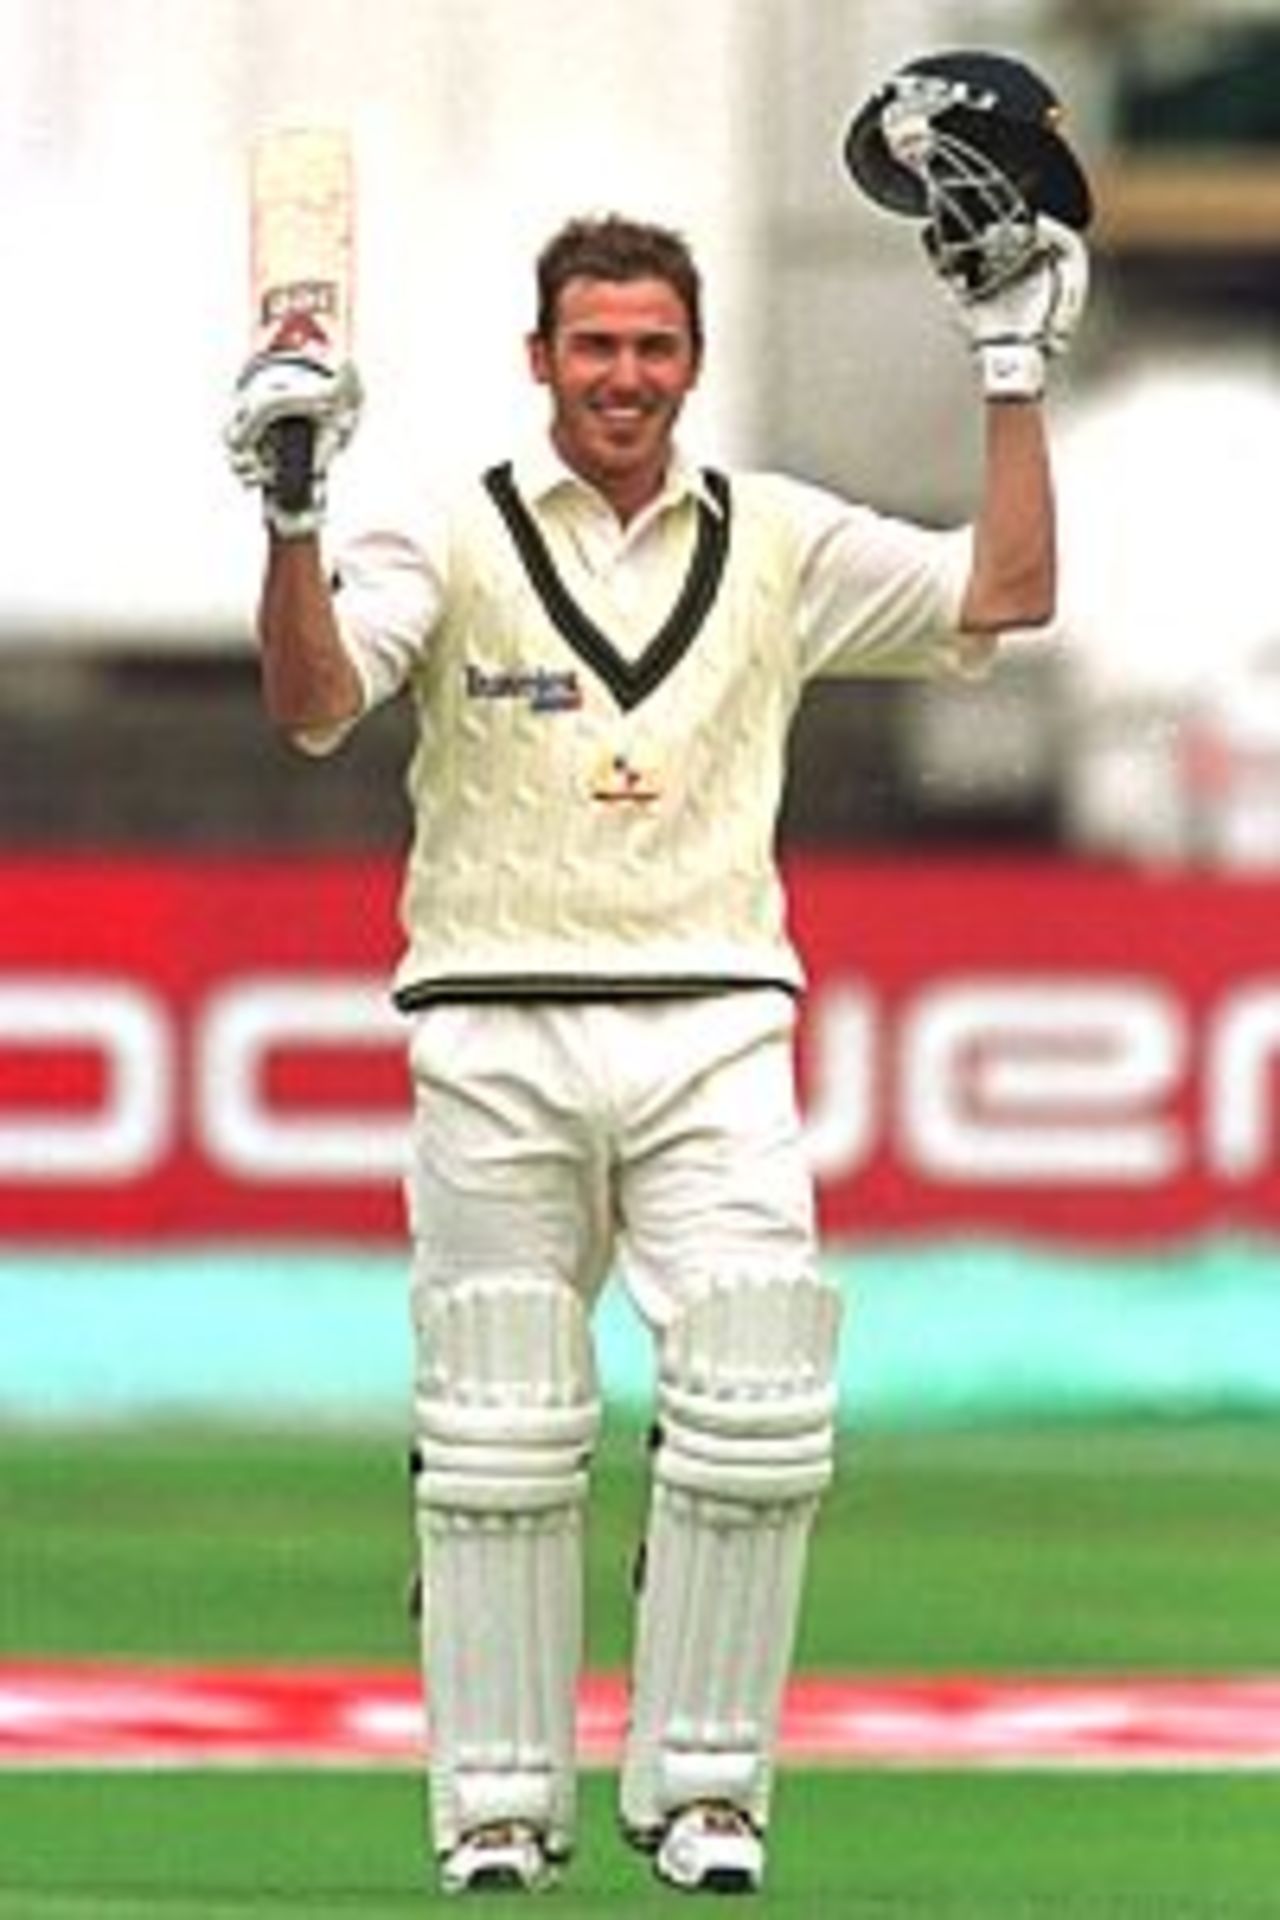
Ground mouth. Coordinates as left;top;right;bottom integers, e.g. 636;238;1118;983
592;400;651;424
588;400;663;449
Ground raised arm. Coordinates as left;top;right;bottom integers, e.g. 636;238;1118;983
960;398;1055;634
946;217;1089;635
257;534;363;738
225;354;365;741
840;53;1091;644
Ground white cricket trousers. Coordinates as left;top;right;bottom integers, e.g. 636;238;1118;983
403;986;818;1326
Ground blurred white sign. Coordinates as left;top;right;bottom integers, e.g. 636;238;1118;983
0;0;749;648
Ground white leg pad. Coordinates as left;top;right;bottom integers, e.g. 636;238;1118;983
411;1273;600;1859
620;1270;841;1840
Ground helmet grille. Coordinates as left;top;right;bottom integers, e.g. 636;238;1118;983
881;86;1040;296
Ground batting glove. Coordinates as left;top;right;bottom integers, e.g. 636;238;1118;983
224;353;363;538
928;215;1089;401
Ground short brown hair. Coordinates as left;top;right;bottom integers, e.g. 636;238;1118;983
534;214;704;357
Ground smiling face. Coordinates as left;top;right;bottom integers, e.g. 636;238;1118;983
527;275;701;524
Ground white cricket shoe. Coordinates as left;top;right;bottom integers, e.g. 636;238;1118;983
654;1802;764;1895
439;1821;560;1895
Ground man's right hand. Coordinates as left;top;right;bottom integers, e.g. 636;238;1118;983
224;354;363;538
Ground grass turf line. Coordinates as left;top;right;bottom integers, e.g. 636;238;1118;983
2;1771;1280;1917
6;1421;1280;1671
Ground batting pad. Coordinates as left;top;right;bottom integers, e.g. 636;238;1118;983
411;1273;600;1857
620;1270;841;1839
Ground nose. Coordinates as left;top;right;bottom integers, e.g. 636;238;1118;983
606;344;644;389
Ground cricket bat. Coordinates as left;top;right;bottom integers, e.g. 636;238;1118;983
248;126;355;515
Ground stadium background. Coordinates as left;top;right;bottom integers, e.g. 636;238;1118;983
4;0;1280;1910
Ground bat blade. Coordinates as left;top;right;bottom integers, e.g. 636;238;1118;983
248;127;355;513
250;126;354;365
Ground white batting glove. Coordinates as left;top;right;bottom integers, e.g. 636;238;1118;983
930;216;1089;401
224;354;363;538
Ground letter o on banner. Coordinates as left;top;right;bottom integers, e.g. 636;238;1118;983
0;979;172;1180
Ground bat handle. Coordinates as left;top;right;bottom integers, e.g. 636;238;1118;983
267;416;317;516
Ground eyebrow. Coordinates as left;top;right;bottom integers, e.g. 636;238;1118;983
562;323;686;344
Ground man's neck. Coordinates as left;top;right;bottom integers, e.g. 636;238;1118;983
550;432;669;527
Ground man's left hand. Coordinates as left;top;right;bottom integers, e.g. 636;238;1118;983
933;216;1089;401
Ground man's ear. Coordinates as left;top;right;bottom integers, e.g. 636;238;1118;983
526;331;550;384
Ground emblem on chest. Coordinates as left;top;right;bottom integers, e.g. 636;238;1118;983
588;746;664;805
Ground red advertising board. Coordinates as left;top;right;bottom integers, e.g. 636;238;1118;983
2;853;1278;1243
787;856;1280;1242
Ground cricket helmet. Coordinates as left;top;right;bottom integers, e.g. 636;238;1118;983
844;50;1092;298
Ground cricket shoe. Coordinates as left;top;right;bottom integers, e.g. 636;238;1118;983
439;1821;560;1895
653;1802;764;1895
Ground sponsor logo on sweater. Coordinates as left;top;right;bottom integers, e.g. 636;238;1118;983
464;662;583;713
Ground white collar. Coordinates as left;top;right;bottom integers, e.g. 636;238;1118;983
507;435;725;522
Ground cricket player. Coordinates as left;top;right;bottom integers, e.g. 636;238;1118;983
227;97;1087;1892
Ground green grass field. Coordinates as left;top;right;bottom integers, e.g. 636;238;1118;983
4;1419;1280;1913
